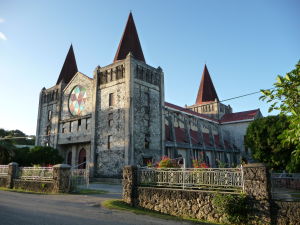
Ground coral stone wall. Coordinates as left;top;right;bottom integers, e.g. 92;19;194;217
271;201;300;225
137;187;224;223
13;180;54;192
0;177;7;187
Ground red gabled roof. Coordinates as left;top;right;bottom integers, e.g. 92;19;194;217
196;65;219;104
114;12;145;63
220;109;260;123
165;102;218;122
56;45;78;85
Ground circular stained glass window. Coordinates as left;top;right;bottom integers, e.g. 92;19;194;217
69;85;87;116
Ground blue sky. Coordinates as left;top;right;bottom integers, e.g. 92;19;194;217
0;0;299;135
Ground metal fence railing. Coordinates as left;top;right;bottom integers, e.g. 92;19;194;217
138;167;244;193
18;167;54;181
0;165;9;176
271;173;300;201
70;162;89;191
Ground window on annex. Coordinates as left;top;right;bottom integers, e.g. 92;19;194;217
108;135;112;149
108;113;113;127
109;93;115;106
78;119;81;131
46;126;51;135
86;118;90;130
48;110;52;121
144;133;150;149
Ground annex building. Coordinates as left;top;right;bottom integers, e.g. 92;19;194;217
35;13;262;177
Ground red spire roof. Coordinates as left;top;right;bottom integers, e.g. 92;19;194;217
195;65;219;104
56;45;78;85
113;12;145;63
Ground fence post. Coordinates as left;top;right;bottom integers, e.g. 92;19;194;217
53;164;71;193
123;165;138;206
6;162;18;189
242;163;272;225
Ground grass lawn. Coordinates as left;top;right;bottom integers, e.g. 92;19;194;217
0;187;107;195
102;199;222;225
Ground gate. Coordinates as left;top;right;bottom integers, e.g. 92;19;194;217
70;162;89;191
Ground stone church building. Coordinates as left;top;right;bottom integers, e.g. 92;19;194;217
35;13;261;177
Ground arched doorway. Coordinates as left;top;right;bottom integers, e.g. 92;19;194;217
67;151;72;166
78;148;86;169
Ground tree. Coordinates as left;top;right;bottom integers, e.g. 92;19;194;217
0;140;16;164
245;116;299;172
12;146;64;166
260;60;300;171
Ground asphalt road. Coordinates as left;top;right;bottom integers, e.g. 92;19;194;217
0;190;192;225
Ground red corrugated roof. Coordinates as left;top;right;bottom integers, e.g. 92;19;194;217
165;102;218;122
203;133;213;146
165;125;172;141
220;109;259;123
214;135;223;149
190;130;200;145
56;45;78;85
114;12;145;63
196;65;219;104
174;127;188;143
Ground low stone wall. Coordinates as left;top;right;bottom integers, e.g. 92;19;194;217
0;163;71;193
123;164;300;225
271;201;300;225
13;179;54;193
137;187;224;223
0;176;7;187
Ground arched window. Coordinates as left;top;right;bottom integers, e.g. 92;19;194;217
78;148;86;169
67;151;72;165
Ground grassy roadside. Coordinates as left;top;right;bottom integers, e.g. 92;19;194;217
102;199;222;225
0;187;107;195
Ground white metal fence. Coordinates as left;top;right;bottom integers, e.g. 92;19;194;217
70;162;89;191
18;167;54;181
271;173;300;201
138;167;244;193
0;165;8;176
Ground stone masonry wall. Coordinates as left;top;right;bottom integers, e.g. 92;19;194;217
96;62;127;178
132;59;163;166
0;177;7;187
271;201;300;225
123;164;300;225
137;187;225;223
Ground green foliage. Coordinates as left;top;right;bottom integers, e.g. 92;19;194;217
12;146;63;166
260;60;300;171
245;115;299;172
213;193;248;225
0;140;16;164
157;156;180;168
0;128;35;145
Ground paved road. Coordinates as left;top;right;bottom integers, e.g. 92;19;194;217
0;189;193;225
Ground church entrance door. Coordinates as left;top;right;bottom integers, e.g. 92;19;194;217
78;148;86;169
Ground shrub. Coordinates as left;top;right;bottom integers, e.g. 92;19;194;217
192;159;209;168
157;156;180;168
213;193;249;225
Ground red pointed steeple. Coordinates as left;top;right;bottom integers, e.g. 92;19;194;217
114;12;145;63
56;45;78;85
196;65;219;104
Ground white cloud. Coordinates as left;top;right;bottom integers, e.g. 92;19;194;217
0;32;7;40
0;18;4;23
